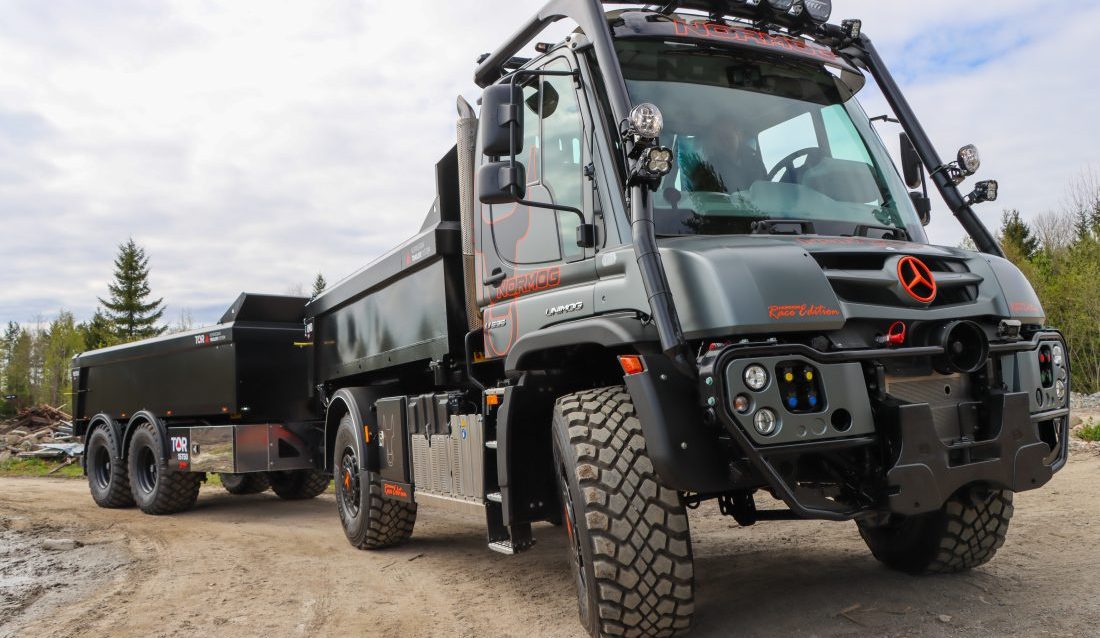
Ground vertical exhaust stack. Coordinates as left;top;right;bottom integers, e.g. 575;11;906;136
456;96;482;331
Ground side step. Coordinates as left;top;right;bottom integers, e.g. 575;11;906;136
483;390;535;555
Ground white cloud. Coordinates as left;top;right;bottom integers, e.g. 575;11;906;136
0;0;1093;326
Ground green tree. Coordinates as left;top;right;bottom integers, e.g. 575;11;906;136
98;238;166;341
0;322;21;416
1000;210;1039;261
310;273;327;300
41;312;85;410
4;328;34;411
82;310;119;350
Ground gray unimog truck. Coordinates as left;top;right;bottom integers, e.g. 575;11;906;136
72;1;1071;636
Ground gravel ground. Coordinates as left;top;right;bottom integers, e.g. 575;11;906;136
0;447;1098;638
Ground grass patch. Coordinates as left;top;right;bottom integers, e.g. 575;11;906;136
0;456;84;479
1077;419;1100;442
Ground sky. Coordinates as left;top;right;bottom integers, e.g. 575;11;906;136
1;0;1097;328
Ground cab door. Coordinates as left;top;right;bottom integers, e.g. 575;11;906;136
476;54;599;360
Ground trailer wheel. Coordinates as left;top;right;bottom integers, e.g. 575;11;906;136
269;469;330;500
127;421;201;515
334;414;416;549
86;425;134;508
552;387;694;638
858;486;1014;574
219;472;270;495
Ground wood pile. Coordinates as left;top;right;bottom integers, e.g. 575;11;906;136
0;405;81;463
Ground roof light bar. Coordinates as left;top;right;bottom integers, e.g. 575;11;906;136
655;0;834;30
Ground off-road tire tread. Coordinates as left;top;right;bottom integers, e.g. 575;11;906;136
129;422;201;515
88;425;134;508
556;386;694;638
269;469;331;500
355;474;417;549
860;488;1014;574
219;472;270;495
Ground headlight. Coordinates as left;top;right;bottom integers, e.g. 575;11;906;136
754;409;779;436
1053;344;1064;367
744;365;769;391
1056;379;1066;401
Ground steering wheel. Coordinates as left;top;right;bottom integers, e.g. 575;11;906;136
767;147;824;183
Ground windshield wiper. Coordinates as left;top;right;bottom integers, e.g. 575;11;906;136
853;224;910;242
751;220;817;236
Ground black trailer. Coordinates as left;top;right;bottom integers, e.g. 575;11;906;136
73;2;1073;637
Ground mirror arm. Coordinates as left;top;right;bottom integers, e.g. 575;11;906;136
853;35;1004;258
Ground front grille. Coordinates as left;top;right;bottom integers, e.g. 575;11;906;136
813;253;981;308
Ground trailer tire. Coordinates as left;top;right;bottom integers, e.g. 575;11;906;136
127;421;201;515
334;414;416;549
219;472;270;495
86;425;134;508
269;469;330;500
552;387;694;638
858;486;1014;575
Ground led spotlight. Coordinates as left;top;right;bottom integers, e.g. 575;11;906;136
629;103;664;139
744;365;769;391
754;409;779;436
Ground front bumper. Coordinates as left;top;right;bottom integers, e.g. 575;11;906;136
699;331;1070;520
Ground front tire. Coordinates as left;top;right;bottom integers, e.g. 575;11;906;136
219;472;270;495
334;414;416;549
858;486;1014;574
127;421;201;515
86;425;134;508
269;469;331;500
552;387;694;638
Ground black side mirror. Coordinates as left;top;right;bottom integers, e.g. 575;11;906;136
479;84;524;157
478;160;526;205
909;191;931;226
900;133;922;190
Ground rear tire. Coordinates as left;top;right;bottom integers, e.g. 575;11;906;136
552;387;694;638
858;486;1014;574
219;472;270;495
127;421;201;515
86;425;134;508
334;414;416;548
269;469;330;500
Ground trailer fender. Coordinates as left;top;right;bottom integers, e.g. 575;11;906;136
83;414;124;473
622;355;730;493
122;411;172;464
324;387;389;473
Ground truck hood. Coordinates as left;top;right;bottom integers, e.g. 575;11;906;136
595;235;1044;340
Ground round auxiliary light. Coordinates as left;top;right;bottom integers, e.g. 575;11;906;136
802;0;832;23
1053;344;1065;367
754;409;779;436
958;145;981;175
629;103;664;139
744;365;769;391
734;394;751;414
1056;379;1066;401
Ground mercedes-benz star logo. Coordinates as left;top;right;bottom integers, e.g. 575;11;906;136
897;256;937;303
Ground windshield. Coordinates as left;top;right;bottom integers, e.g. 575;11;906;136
617;40;926;241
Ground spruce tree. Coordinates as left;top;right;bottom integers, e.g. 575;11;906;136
310;273;327;300
1000;210;1039;261
98;239;166;341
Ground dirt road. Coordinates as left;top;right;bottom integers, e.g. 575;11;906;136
2;452;1098;638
